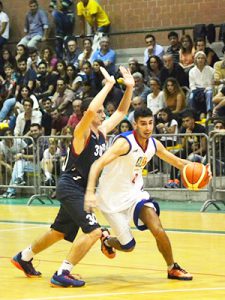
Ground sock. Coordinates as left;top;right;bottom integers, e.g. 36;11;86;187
57;260;74;275
104;238;111;247
168;263;175;271
44;171;52;180
21;246;34;261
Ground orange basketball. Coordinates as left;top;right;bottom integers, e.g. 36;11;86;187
181;163;210;191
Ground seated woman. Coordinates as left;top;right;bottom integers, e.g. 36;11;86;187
179;34;195;73
163;77;186;115
146;55;163;81
147;77;165;116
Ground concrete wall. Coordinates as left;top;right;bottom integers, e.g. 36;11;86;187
3;0;225;49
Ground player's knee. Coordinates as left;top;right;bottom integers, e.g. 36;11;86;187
50;229;65;240
89;227;102;241
153;226;166;240
121;238;136;252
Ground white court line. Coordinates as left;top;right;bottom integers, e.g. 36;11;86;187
21;287;225;300
0;224;48;232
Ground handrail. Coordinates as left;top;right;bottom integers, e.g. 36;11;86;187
6;24;223;46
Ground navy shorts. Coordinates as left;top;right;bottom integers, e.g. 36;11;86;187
51;174;100;242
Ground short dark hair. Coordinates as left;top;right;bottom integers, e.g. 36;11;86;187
80;97;92;113
134;108;153;121
168;31;178;39
29;0;38;5
38;61;47;68
23;98;34;107
145;34;156;41
181;108;196;120
30;123;42;130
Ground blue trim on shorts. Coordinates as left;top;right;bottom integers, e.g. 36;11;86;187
121;238;136;250
133;199;160;231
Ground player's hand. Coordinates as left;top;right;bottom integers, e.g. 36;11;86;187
100;67;115;87
84;191;98;213
119;66;135;87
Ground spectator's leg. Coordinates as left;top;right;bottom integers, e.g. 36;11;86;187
0;98;16;122
6;160;24;195
18;36;29;47
27;35;42;49
205;88;213;114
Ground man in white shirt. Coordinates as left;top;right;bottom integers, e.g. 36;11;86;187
144;34;164;65
0;1;9;50
188;51;214;119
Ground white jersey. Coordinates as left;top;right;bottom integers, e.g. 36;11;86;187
97;131;157;213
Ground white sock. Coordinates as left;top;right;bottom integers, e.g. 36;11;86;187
44;171;52;180
21;246;34;261
57;260;74;275
168;263;174;271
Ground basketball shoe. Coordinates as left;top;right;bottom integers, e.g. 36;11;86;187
168;263;193;280
50;270;85;287
101;228;116;259
11;252;42;277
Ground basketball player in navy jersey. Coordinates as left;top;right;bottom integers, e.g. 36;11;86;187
11;66;135;287
84;107;210;281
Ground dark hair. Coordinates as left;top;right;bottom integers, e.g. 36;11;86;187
29;47;38;55
30;123;42;130
23;97;34;107
17;85;32;101
80;97;93;113
83;38;92;46
38;60;47;68
145;34;156;41
134;108;153;121
168;31;179;39
146;55;163;72
17;57;27;64
29;0;38;5
180;34;194;52
118;119;133;133
181;108;196;120
214;119;225;127
158;107;174;123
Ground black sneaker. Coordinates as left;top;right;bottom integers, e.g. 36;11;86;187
11;252;42;278
50;270;85;287
100;228;116;259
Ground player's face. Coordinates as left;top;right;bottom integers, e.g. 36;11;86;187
93;106;106;126
134;116;154;140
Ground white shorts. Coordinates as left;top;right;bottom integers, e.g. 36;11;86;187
102;198;159;247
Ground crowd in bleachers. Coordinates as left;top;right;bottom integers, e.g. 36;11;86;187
1;0;225;197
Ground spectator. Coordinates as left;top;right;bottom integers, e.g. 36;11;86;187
213;48;225;88
15;85;39;115
91;36;116;75
92;59;105;92
127;57;148;82
195;37;219;67
0;48;16;75
51;77;75;116
34;61;56;100
160;53;189;88
0;1;9;51
1;123;45;198
49;0;75;59
212;85;225;117
0;129;26;187
64;37;81;70
14;98;42;136
54;59;67;81
118;119;133;133
77;0;110;36
50;108;68;135
40;97;52;135
66;64;77;92
128;96;146;124
147;77;165;116
155;107;178;147
66;98;83;130
144;34;164;65
18;0;49;49
188;51;214;120
27;47;41;72
163;77;186;115
165;109;207;188
41;137;61;186
132;72;151;103
15;44;28;63
146;55;163;82
40;47;57;73
78;38;93;69
179;34;195;73
166;31;180;64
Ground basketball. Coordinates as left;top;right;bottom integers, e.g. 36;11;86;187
181;163;210;191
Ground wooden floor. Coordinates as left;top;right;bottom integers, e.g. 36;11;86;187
0;204;225;300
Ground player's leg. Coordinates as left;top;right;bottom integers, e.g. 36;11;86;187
101;211;136;252
138;202;192;280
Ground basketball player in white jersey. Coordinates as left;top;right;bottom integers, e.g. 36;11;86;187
85;107;195;280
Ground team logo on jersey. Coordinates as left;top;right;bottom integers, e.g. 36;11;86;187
135;156;148;168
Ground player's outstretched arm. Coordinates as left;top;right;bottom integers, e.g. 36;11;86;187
100;66;134;135
84;137;129;212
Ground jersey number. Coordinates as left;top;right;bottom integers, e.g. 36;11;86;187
86;213;97;225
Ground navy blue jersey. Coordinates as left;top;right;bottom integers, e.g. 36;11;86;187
62;130;106;187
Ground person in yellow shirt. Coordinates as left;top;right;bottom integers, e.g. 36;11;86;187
77;0;110;36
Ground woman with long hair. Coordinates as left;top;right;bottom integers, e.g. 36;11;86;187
146;55;163;80
163;77;186;115
147;77;165;116
179;34;195;72
40;47;58;73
